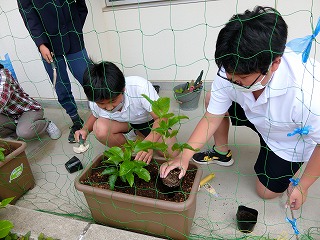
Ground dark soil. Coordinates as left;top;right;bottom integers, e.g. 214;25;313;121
237;211;257;221
81;160;197;203
161;168;181;187
0;141;16;156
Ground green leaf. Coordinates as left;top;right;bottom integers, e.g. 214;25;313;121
133;160;148;168
168;129;179;138
126;172;134;187
123;148;132;162
101;167;118;176
159;120;168;129
168;115;188;128
108;174;118;190
151;142;168;152
171;142;199;152
104;147;124;165
104;147;123;159
141;94;153;104
0;148;5;161
119;175;126;183
38;232;45;240
24;231;31;239
135;168;151;182
123;140;136;153
104;156;123;166
142;94;171;118
134;141;153;153
135;140;168;153
0;197;15;208
156;97;170;116
162;113;175;119
152;127;166;136
0;220;14;238
119;161;135;176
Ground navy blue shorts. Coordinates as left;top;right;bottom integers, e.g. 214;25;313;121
228;102;303;193
130;119;155;137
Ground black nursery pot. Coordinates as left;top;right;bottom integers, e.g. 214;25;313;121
236;205;258;233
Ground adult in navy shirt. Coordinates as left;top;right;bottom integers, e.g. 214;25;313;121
18;0;89;143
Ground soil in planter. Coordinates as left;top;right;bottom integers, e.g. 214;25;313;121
0;141;16;157
162;168;181;187
81;160;197;203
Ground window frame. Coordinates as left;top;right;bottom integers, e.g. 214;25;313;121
105;0;217;10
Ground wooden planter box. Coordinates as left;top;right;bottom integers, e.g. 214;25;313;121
0;139;35;204
75;154;203;240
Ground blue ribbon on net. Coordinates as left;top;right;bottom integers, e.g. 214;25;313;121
286;217;300;235
287;125;311;137
289;177;300;187
286;17;320;63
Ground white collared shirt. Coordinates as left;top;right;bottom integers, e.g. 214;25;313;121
208;50;320;162
89;76;158;124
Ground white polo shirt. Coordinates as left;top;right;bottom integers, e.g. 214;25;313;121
208;50;320;162
89;76;158;124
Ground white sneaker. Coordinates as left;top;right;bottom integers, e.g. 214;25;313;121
46;121;61;140
123;129;137;141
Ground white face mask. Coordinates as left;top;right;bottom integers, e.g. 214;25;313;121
233;74;268;93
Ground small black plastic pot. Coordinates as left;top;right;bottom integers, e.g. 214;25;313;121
65;156;83;173
236;205;258;233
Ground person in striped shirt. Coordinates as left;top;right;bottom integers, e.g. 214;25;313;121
0;64;61;140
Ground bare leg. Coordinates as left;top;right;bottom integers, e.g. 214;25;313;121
255;178;282;199
213;117;230;152
93;118;130;147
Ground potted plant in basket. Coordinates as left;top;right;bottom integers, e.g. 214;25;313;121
0;139;35;204
75;95;203;240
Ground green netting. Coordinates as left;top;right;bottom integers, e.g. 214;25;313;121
1;1;320;239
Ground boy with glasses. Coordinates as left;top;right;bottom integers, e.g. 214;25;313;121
160;6;320;211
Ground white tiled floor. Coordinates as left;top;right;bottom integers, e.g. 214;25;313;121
15;90;320;239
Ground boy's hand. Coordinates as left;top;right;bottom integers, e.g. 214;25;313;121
287;185;308;210
135;149;153;164
160;157;189;179
74;129;88;143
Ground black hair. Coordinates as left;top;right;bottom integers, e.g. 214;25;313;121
0;64;3;69
215;6;288;75
83;61;125;102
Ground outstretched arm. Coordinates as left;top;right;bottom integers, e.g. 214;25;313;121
134;112;162;164
160;111;225;179
288;145;320;210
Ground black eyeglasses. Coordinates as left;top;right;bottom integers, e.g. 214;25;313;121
217;67;262;89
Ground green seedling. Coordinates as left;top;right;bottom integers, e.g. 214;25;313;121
101;139;150;190
0;197;15;239
0;147;5;161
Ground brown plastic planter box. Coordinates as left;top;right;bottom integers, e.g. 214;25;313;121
0;139;35;204
75;154;203;240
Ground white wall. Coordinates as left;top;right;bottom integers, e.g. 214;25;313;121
0;0;319;101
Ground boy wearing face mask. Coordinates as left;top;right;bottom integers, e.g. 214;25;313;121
160;6;320;211
75;61;179;163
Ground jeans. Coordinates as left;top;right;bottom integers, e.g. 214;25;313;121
43;48;89;119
